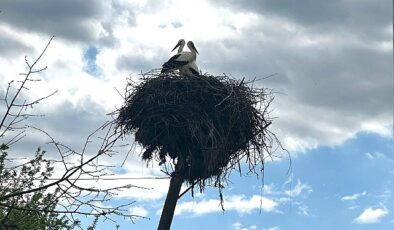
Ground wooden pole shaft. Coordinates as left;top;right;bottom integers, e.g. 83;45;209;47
157;175;183;230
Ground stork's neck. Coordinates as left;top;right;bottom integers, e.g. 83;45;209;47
187;43;198;56
177;43;185;53
188;50;197;62
190;51;197;61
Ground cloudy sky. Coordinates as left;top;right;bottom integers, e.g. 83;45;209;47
0;0;393;229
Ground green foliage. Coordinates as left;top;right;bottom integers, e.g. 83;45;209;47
87;215;100;230
0;145;73;230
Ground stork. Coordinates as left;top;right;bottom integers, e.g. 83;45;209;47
180;59;199;76
162;40;199;76
172;39;185;53
180;41;199;76
172;39;199;76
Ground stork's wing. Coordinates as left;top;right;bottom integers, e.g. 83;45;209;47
189;67;199;76
161;54;189;73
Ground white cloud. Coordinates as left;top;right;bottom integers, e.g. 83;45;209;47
130;206;149;217
173;194;277;216
273;177;313;217
297;204;310;217
232;222;242;230
365;151;389;160
263;227;280;230
365;152;375;159
262;184;276;195
377;189;392;200
348;206;359;210
353;207;389;224
284;179;312;197
361;122;393;138
46;153;171;202
84;160;171;201
277;197;291;203
341;191;367;201
232;222;259;230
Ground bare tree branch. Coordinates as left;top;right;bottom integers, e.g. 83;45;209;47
0;36;152;228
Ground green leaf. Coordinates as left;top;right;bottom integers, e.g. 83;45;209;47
0;143;9;150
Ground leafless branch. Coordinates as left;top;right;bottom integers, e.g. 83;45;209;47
0;36;151;227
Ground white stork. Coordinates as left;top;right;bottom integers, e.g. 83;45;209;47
172;39;199;76
180;41;199;76
172;39;185;53
162;40;199;76
180;61;199;76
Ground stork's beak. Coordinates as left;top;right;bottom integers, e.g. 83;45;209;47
171;42;181;52
190;43;199;54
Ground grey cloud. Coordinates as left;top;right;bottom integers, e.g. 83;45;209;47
1;0;391;156
116;47;172;73
0;0;134;46
0;0;103;42
215;0;390;26
0;33;32;57
198;39;292;89
214;0;391;43
195;5;392;150
289;45;392;117
116;54;157;73
6;98;109;159
216;0;347;26
200;30;392;116
98;21;119;48
0;83;132;166
111;1;136;27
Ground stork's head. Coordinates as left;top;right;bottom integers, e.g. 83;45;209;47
171;39;186;52
187;41;199;54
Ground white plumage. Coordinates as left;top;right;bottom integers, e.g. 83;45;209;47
162;39;199;76
180;59;199;76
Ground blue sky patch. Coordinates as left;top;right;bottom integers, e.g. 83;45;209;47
94;131;394;229
83;46;100;76
171;21;183;28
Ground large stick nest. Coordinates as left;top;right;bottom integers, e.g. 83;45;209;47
116;70;275;184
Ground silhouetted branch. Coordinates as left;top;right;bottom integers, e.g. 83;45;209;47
0;36;150;228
